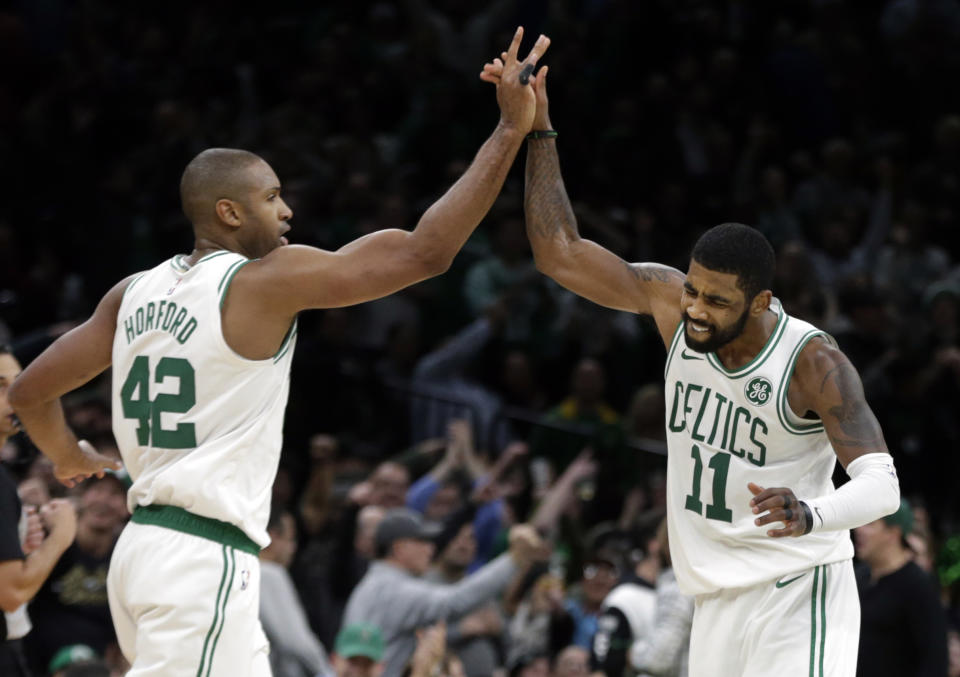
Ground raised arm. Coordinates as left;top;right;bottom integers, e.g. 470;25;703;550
480;63;684;342
9;279;129;486
239;29;550;317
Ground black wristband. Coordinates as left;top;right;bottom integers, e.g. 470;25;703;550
526;130;558;140
799;501;814;535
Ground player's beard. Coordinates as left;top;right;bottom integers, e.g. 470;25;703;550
683;306;750;354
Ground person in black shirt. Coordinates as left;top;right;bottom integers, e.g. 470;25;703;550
854;498;948;677
0;345;77;676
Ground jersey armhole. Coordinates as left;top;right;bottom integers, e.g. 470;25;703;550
775;330;831;435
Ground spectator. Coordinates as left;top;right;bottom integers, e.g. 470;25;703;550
1;345;77;677
552;645;589;677
25;472;127;675
343;507;546;677
627;521;693;677
551;549;622;652
260;507;334;677
332;623;386;677
508;651;550;677
854;498;948;676
424;523;503;677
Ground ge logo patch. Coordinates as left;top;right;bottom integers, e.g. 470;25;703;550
745;377;773;406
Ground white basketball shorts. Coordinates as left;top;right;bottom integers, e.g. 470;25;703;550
688;559;859;677
106;505;271;677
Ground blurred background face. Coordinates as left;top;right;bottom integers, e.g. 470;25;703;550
518;657;550;677
424;483;462;521
582;561;619;606
393;538;435;576
78;478;127;535
553;646;589;677
571;359;605;406
854;519;895;564
0;352;22;439
440;524;476;571
370;463;409;508
335;654;382;677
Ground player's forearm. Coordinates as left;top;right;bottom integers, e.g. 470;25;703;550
409;122;525;272
524;137;580;273
801;453;900;533
12;399;85;467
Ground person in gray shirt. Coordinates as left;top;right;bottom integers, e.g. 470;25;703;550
342;508;545;677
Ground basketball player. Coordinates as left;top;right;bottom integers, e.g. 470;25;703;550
480;63;900;675
8;27;550;677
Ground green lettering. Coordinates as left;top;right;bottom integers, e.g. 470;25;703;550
124;316;135;344
669;382;686;432
169;308;188;336
748;418;768;467
683;384;702;437
135;307;145;335
177;317;198;344
691;387;712;442
729;406;750;457
145;302;157;331
720;400;733;449
161;302;177;330
707;392;728;446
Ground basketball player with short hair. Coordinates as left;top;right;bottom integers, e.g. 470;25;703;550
8;28;550;677
480;62;900;675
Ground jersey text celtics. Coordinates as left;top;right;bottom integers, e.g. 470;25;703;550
663;299;853;595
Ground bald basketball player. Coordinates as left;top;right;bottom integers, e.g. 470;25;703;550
9;28;550;677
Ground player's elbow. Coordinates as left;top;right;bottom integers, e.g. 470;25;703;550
409;243;453;279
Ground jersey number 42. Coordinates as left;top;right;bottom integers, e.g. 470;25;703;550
120;355;197;449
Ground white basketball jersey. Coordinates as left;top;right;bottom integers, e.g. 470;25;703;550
663;299;852;595
111;251;297;547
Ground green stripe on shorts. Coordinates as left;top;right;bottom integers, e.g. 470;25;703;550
197;546;230;677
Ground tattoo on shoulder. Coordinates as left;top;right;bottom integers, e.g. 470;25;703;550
821;359;885;450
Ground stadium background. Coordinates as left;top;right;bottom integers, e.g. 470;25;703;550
3;0;960;673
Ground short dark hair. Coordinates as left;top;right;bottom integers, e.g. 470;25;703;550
0;344;13;356
690;223;776;302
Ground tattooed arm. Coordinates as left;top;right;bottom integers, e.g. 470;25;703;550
750;337;899;538
790;337;889;467
513;65;683;341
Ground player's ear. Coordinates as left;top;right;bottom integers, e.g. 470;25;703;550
750;290;773;316
215;199;242;228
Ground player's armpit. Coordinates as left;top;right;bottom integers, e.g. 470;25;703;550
792;338;888;468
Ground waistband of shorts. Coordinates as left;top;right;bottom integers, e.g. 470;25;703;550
131;504;260;555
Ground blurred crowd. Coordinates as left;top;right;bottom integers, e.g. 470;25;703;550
4;0;960;675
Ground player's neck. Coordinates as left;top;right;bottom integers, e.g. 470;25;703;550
186;236;236;265
714;308;778;370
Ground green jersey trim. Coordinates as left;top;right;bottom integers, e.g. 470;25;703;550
131;504;259;554
705;307;788;379
121;273;146;302
197;251;234;265
663;321;685;379
218;259;254;308
170;255;191;275
273;319;298;363
776;329;830;435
